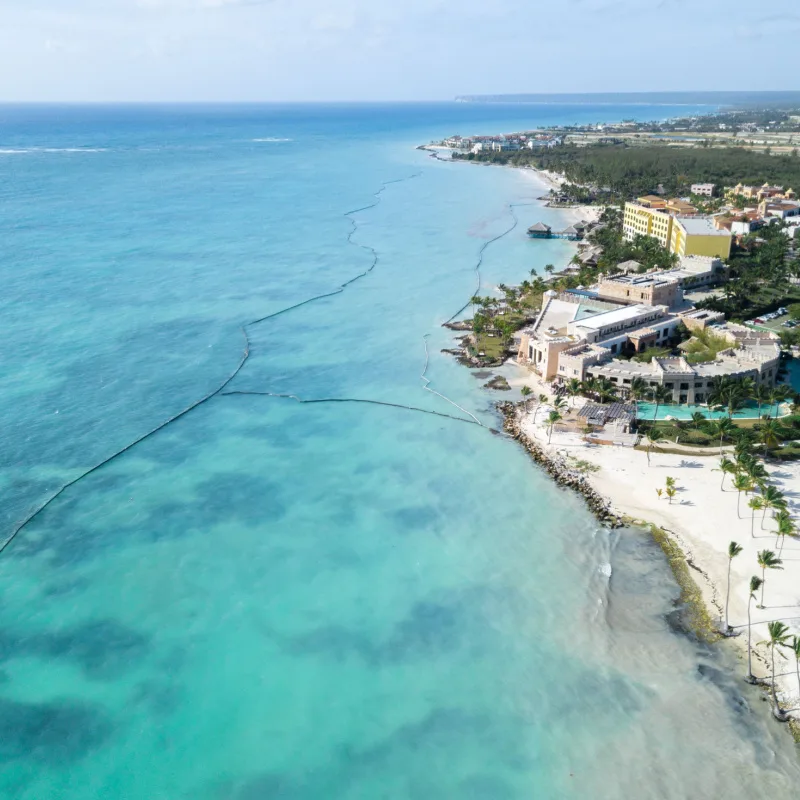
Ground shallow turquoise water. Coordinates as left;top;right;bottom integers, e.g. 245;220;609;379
1;104;800;799
636;400;789;421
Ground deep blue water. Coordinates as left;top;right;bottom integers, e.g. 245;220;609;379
1;103;799;799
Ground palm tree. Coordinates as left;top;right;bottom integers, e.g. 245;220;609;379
552;396;567;413
724;541;743;633
520;385;532;412
732;474;753;518
565;378;582;408
715;456;737;491
748;496;765;537
708;417;735;455
532;393;549;424
758;418;784;455
790;636;800;707
746;575;763;684
649;385;672;421
775;513;795;555
645;429;664;466
546;410;562;444
690;411;706;429
760;621;791;720
629;377;648;419
756;549;783;608
582;377;598;401
665;487;677;504
760;486;786;530
753;384;771;418
655;488;663;500
769;385;792;418
595;377;617;405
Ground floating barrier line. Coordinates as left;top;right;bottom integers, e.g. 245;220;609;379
420;334;482;426
444;202;538;324
1;172;423;556
220;390;482;426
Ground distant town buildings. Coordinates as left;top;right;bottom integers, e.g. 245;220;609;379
691;183;716;197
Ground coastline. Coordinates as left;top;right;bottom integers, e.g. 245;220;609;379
433;142;800;734
500;386;800;730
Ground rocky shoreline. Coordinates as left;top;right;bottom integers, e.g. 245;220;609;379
497;401;624;528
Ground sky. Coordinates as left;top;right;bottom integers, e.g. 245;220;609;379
0;0;799;102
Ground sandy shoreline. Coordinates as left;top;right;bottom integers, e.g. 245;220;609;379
505;374;800;720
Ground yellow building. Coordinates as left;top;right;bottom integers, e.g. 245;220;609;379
670;217;732;259
623;202;675;247
623;202;731;259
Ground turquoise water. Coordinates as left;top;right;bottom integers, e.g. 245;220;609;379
637;401;789;421
2;104;800;798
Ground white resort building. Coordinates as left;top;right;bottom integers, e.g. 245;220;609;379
517;290;780;405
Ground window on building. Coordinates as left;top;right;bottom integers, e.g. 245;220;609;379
694;382;702;388
679;394;687;403
665;383;673;389
696;393;705;403
680;383;689;390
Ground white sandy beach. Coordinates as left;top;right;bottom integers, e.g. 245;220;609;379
514;389;800;713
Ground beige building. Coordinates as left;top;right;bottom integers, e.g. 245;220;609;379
595;273;683;309
517;292;780;408
691;183;715;197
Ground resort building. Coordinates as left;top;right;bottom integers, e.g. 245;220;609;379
669;216;732;259
623;201;732;259
516;292;779;406
622;202;675;247
595;273;683;309
592;256;726;309
691;183;716;197
726;183;796;202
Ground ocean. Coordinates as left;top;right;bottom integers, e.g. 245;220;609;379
1;102;799;798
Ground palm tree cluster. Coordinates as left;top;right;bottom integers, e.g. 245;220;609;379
707;376;793;420
719;443;799;720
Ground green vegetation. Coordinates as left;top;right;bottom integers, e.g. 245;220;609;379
648;523;720;643
454;144;800;202
680;328;734;365
696;223;799;323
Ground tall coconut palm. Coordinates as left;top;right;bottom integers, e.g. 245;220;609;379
760;486;786;530
790;636;800;707
756;549;783;608
629;376;648;419
748;496;765;538
724;541;743;633
769;385;793;418
582;377;598;401
746;575;763;684
565;378;582;408
753;384;771;418
520;385;532;412
715;456;737;491
532;393;549;424
645;429;664;466
649;385;672;422
758;418;784;455
546;410;562;444
596;377;617;405
775;513;795;555
760;621;791;720
708;417;735;455
690;411;707;429
732;474;753;518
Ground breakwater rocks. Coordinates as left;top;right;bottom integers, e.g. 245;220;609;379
497;402;624;529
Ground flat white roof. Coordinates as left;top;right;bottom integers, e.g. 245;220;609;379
677;217;731;237
574;304;660;330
